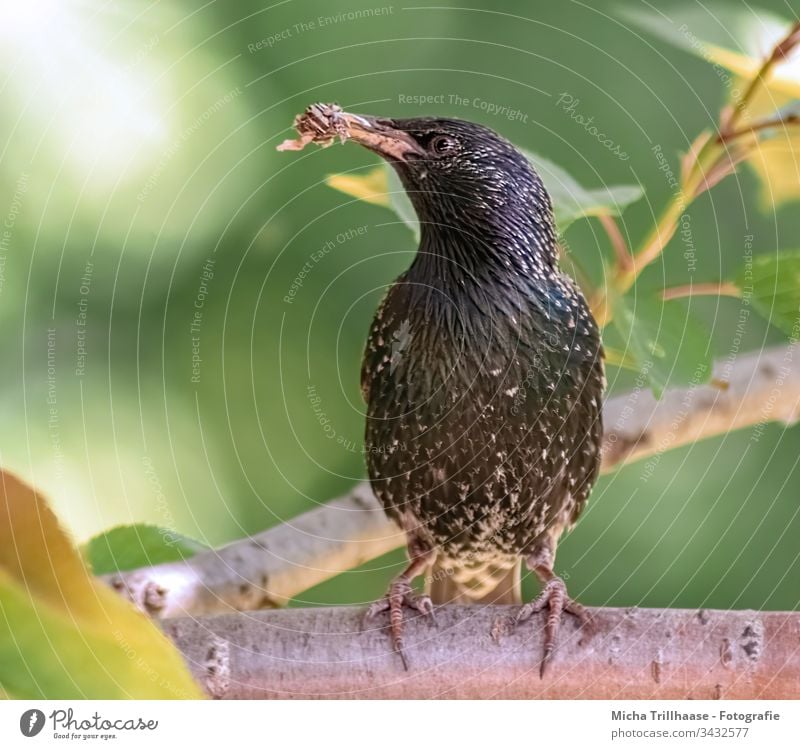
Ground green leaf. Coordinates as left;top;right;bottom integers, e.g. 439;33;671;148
0;471;204;699
522;150;643;230
611;292;713;397
736;251;800;337
85;524;208;575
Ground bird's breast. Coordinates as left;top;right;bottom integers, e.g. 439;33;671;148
362;271;603;555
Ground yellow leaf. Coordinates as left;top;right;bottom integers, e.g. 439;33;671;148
707;44;800;105
626;8;800;116
703;45;800;208
0;471;100;619
0;470;203;699
326;166;390;207
746;132;800;208
626;8;800;207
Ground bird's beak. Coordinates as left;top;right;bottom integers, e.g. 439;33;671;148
338;112;424;162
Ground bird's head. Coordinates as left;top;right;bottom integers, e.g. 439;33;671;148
341;112;558;270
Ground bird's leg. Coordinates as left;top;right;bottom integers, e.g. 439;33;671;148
513;545;593;678
364;541;436;670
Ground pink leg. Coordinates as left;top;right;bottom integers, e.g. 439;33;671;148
514;547;593;677
364;544;436;670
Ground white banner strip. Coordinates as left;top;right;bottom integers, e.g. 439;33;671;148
0;700;797;748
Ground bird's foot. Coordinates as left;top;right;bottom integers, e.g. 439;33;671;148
513;576;593;678
364;579;435;670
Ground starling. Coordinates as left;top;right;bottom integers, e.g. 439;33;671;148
279;104;605;675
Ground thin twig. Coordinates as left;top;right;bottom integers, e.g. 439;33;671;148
598;214;633;272
718;114;800;144
721;21;800;133
661;281;742;301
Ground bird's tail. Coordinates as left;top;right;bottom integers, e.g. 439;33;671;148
426;557;522;605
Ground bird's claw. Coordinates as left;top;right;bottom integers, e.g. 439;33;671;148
364;580;436;670
511;576;592;678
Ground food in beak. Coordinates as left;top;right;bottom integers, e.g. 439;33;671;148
277;102;421;161
277;103;350;150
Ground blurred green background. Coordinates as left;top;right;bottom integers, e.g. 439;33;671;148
0;0;797;612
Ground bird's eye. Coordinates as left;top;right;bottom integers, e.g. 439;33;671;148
429;135;458;155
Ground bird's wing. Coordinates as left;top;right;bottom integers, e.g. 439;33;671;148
360;273;408;403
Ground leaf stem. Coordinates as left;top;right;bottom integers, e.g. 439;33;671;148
661;281;742;301
598;214;633;272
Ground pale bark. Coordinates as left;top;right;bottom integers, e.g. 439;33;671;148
162;605;800;699
106;483;404;616
106;344;800;618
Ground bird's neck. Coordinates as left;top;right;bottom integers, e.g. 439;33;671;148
408;220;558;292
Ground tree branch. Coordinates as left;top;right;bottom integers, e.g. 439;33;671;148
105;344;800;618
105;483;404;617
162;605;800;699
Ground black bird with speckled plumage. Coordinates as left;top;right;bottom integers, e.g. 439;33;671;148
349;115;605;674
280;106;605;674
